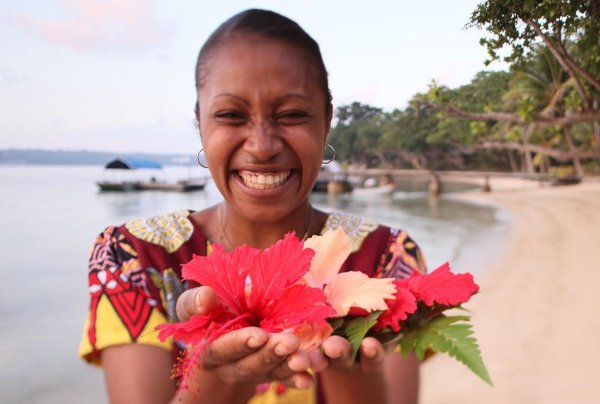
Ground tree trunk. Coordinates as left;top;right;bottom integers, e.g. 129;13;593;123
526;19;591;106
522;124;535;173
564;126;584;177
593;99;600;153
507;149;518;172
523;149;534;173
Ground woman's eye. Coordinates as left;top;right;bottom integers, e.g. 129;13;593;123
277;111;309;124
215;111;246;123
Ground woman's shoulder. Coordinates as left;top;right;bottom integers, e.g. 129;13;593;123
323;210;426;278
93;209;208;267
322;210;382;253
120;209;201;254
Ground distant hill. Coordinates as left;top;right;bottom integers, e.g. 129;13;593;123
0;149;196;166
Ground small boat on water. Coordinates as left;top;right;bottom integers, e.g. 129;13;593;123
350;175;397;198
97;157;210;192
351;182;396;197
311;161;354;193
97;178;209;192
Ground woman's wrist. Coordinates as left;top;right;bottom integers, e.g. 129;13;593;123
320;366;388;404
172;368;257;404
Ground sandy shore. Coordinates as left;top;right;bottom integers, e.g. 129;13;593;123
420;177;600;404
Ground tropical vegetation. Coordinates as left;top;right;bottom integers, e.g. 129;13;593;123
329;0;600;176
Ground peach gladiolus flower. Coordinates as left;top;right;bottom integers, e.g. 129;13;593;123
303;228;396;316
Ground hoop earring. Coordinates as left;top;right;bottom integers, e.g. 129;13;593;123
197;149;208;168
322;144;336;165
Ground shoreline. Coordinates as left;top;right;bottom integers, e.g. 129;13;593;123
420;177;600;403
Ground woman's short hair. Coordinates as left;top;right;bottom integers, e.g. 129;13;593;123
195;9;332;109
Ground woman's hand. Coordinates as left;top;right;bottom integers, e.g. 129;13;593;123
321;335;387;374
319;335;419;404
175;287;316;389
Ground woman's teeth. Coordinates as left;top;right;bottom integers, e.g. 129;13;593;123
239;170;290;190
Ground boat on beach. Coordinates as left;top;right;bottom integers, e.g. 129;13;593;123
97;157;210;192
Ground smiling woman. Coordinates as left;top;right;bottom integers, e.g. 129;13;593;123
79;9;425;404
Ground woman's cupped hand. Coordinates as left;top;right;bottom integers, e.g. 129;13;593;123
176;286;388;389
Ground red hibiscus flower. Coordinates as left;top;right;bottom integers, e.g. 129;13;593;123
405;262;479;307
374;281;418;332
156;233;335;388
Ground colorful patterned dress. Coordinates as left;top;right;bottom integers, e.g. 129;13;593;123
79;210;426;403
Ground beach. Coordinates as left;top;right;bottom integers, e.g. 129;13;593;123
420;177;600;404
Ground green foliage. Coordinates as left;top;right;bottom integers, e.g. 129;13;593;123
399;315;493;386
517;96;536;121
469;0;600;70
327;1;599;172
341;312;382;361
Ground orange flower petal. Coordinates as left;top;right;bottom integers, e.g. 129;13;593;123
324;271;396;316
293;321;334;351
303;228;352;288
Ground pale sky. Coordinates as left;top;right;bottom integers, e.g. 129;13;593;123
0;0;501;154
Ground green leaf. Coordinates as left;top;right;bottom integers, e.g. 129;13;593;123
342;312;382;360
399;315;492;386
327;317;345;332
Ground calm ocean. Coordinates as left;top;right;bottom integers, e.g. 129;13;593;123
0;165;508;403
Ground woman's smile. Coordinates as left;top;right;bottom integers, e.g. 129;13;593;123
238;170;291;190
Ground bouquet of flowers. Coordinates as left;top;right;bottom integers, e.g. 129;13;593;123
156;228;492;389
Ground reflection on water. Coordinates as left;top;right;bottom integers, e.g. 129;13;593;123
0;165;508;403
311;189;508;274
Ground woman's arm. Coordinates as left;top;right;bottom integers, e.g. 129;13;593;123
103;344;175;404
319;336;419;404
102;343;256;404
101;287;317;404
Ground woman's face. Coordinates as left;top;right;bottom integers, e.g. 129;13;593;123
198;33;331;223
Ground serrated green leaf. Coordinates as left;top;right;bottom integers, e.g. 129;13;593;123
397;316;492;385
343;312;382;360
399;330;418;357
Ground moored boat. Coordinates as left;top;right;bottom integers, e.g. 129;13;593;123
97;157;210;192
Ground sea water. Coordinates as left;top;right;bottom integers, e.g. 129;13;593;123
0;165;508;403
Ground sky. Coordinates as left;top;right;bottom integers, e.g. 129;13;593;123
0;0;503;154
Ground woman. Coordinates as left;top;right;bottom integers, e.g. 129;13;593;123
79;9;425;404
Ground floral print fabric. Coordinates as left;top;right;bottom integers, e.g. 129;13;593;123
79;210;425;402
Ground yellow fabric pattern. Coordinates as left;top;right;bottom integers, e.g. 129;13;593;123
125;210;194;253
391;231;426;274
323;211;378;252
249;383;316;404
78;294;172;365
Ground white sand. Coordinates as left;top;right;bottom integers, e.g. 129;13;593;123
420;177;600;404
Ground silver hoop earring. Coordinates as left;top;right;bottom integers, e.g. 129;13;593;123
197;149;208;168
322;144;336;165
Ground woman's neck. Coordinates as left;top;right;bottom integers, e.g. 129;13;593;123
217;202;323;250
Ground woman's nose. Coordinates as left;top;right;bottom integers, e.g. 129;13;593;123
243;121;284;161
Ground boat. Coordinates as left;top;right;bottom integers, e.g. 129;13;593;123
97;157;210;192
96;181;139;192
311;161;353;193
351;182;396;197
136;177;209;192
